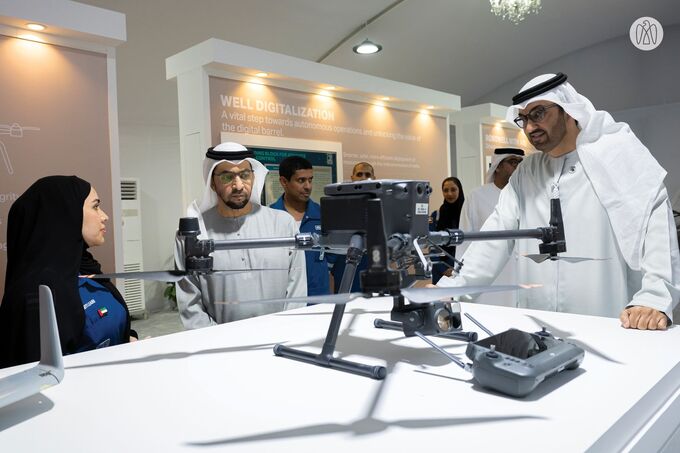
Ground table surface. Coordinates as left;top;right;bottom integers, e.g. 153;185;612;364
1;298;680;452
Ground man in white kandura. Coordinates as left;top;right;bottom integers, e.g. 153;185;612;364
455;148;524;307
174;142;306;329
438;73;680;330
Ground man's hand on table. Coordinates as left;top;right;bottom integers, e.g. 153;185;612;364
620;306;668;330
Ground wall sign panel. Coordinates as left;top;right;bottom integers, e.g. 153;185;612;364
208;77;449;207
0;35;114;294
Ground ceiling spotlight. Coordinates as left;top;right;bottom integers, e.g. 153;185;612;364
381;96;390;101
324;86;336;90
26;23;46;31
427;105;435;109
353;39;382;55
255;72;268;77
318;90;332;97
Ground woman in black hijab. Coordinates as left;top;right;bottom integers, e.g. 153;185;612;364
432;177;465;283
0;176;135;368
436;177;465;231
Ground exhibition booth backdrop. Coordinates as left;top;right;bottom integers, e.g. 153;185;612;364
167;38;460;215
209;76;450;202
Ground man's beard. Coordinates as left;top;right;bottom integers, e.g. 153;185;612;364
529;113;567;152
220;190;249;210
226;199;248;209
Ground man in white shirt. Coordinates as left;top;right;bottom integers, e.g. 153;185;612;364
174;142;307;329
456;148;524;306
438;73;679;330
460;148;524;234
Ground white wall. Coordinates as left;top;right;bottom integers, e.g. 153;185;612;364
614;102;680;210
473;24;680;208
475;25;680;111
119;123;183;312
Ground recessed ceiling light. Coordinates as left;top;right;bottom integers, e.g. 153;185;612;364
318;90;332;97
353;39;382;55
381;97;390;101
255;72;268;77
324;86;336;90
427;105;435;109
26;23;46;31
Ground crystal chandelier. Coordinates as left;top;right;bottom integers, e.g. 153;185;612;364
489;0;542;24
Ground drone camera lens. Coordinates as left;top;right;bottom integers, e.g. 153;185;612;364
435;309;453;332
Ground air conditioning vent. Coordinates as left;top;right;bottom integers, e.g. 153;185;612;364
121;180;138;200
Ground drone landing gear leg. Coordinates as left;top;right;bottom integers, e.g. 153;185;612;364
274;235;387;380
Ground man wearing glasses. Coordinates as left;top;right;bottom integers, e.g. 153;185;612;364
438;73;679;330
174;142;307;329
455;148;525;307
460;148;525;234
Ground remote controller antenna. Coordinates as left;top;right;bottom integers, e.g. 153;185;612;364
464;312;494;337
414;331;471;372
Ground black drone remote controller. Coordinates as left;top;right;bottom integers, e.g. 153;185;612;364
465;327;584;397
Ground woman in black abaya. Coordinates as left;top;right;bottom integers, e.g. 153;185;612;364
0;176;135;368
432;177;465;283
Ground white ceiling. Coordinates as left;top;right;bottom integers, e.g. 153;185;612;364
75;0;680;126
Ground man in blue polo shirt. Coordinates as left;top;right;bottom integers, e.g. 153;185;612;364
271;156;330;296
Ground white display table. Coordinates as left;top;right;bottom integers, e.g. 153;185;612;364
1;299;679;452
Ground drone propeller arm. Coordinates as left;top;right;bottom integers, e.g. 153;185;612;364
428;199;566;259
190;233;316;254
212;236;299;251
428;228;544;248
428;198;567;256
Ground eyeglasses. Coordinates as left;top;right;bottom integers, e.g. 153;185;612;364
503;158;523;167
513;104;560;129
214;169;253;185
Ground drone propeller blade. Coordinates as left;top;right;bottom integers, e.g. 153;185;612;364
522;253;610;264
401;284;540;304
86;268;288;283
560;256;610;263
523;253;551;263
214;292;367;305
